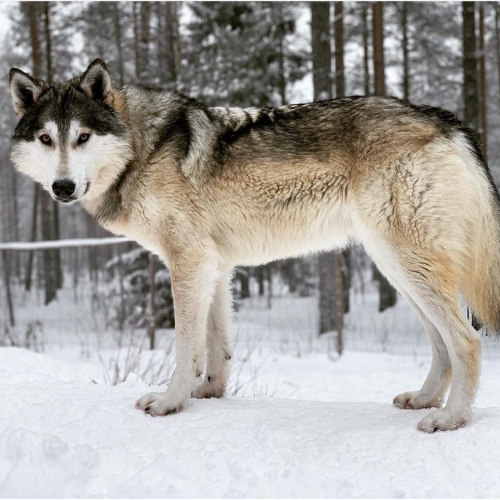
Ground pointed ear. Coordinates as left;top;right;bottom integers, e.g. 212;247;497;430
80;59;112;101
9;69;48;118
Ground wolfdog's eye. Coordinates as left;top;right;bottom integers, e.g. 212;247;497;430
77;133;90;145
39;134;51;145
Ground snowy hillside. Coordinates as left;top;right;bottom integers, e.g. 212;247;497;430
1;347;500;498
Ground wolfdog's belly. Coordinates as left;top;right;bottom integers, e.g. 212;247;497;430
206;160;357;265
219;200;354;266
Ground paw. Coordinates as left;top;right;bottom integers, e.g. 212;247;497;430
393;391;442;410
191;377;225;399
417;408;470;433
135;392;184;417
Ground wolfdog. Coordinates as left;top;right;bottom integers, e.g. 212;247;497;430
9;59;499;432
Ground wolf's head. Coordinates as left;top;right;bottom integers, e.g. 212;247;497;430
9;59;133;204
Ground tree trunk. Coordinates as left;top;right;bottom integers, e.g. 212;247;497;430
372;0;396;311
10;169;20;278
114;2;125;86
275;2;287;105
496;4;500;114
239;269;250;299
2;252;15;327
318;254;337;334
164;1;181;90
311;2;332;101
341;249;350;313
257;267;265;296
372;1;385;96
479;2;487;158
25;2;43;292
86;213;98;284
267;264;273;309
157;2;165;82
373;266;397;312
362;3;370;96
147;254;156;350
43;2;52;82
311;2;343;339
27;2;43;78
334;253;343;354
52;201;62;290
28;2;57;304
117;253;126;336
41;191;57;304
43;1;62;291
334;3;350;313
401;2;410;101
25;184;39;291
462;1;478;131
139;1;151;84
334;0;348;340
334;2;344;99
133;2;140;81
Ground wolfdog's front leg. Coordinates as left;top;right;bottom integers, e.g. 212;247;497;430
192;269;233;399
136;257;218;416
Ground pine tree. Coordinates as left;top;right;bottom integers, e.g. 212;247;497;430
106;248;175;331
185;2;307;106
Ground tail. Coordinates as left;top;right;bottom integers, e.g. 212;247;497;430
452;129;500;333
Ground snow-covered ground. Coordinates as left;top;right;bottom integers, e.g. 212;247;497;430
2;346;500;498
2;288;500;497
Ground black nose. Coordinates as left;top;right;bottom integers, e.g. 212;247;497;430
52;180;76;199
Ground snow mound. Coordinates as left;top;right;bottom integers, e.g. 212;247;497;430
1;348;500;498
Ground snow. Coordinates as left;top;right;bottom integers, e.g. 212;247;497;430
2;347;500;498
2;283;500;497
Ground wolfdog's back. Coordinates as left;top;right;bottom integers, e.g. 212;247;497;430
195;96;478;266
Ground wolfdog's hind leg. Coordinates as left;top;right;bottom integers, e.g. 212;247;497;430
362;237;479;431
413;287;481;432
192;270;233;399
404;266;479;432
393;294;451;410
